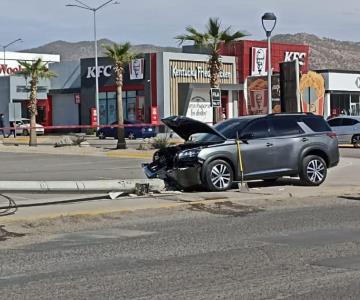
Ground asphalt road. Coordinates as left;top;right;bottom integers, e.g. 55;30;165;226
0;146;358;182
1;198;360;299
0;152;147;181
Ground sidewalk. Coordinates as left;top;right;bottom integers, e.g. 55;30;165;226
0;135;157;159
1;182;360;224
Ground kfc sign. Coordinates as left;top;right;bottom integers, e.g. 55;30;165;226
86;65;112;78
284;52;306;66
0;64;22;75
251;47;267;76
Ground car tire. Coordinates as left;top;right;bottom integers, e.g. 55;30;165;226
299;155;327;186
23;129;29;136
352;135;360;148
98;132;105;139
204;159;234;192
128;132;135;140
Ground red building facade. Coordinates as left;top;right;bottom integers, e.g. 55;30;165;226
220;40;310;115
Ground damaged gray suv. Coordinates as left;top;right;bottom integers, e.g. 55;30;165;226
144;113;339;191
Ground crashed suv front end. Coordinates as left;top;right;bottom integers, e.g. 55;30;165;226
143;115;227;189
144;145;204;188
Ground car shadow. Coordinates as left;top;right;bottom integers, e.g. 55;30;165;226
245;177;302;189
181;177;303;193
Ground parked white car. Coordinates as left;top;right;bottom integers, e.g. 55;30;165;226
327;116;360;147
15;118;45;136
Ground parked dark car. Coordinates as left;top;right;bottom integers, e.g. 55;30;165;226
327;116;360;147
97;120;156;140
143;113;339;191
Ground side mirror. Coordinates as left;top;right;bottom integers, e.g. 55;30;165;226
239;133;254;141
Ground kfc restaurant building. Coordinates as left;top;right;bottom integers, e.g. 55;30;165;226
79;52;240;126
184;40;310;115
221;40;309;115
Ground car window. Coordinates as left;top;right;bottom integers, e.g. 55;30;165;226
213;119;251;139
269;117;304;137
241;119;270;139
342;118;359;126
327;118;343;127
302;116;331;132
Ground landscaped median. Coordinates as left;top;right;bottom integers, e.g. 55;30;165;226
106;149;156;159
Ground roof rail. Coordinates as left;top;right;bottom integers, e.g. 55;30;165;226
267;112;314;117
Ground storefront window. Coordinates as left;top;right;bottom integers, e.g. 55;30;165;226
99;92;117;124
350;94;360;116
331;93;360;116
100;90;145;124
122;90;144;121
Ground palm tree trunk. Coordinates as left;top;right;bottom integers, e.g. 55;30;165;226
29;80;37;147
116;77;126;149
210;59;221;125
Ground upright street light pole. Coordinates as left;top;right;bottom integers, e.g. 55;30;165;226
2;38;23;65
261;12;277;114
66;0;116;126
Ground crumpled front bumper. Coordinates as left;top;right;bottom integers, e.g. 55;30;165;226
143;163;202;188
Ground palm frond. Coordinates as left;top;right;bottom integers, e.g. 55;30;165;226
103;42;135;65
207;17;220;38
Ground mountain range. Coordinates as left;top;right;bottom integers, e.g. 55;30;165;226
21;33;360;71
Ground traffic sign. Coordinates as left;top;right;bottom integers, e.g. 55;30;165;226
210;88;221;107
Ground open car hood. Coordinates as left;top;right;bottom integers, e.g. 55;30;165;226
161;116;226;141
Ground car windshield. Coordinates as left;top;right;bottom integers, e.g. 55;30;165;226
188;119;251;143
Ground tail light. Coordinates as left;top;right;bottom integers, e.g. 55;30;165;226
327;132;337;139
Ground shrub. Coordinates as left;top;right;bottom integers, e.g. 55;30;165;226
86;128;96;135
150;136;174;149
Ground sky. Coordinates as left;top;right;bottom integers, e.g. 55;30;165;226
1;0;360;50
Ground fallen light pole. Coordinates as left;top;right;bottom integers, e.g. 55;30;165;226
0;179;165;199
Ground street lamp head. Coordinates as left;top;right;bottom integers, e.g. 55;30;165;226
261;12;277;37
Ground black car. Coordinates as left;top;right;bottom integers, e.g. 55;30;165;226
143;113;339;191
97;120;156;140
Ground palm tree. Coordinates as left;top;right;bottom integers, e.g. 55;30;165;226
17;58;56;146
103;42;138;149
176;17;247;124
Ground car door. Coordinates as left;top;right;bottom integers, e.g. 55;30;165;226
238;118;274;178
341;118;360;143
328;118;346;143
268;117;305;172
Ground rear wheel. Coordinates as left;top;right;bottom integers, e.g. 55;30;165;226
299;155;327;186
204;159;233;192
22;129;29;136
98;131;105;139
352;135;360;148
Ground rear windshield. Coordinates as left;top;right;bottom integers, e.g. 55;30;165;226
302;117;331;132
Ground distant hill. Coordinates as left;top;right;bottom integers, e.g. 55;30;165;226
21;39;181;61
21;34;360;71
272;33;360;70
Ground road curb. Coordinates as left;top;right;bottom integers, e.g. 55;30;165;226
2;185;360;224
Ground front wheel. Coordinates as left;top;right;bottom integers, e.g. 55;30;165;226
299;155;327;186
204;159;234;192
352;135;360;148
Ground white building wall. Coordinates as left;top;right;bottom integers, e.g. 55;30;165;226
1;52;60;76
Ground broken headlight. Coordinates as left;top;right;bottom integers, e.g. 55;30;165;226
177;148;201;161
